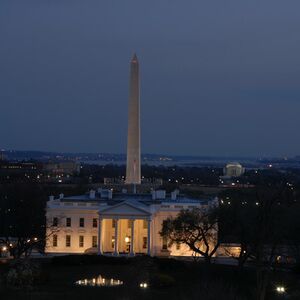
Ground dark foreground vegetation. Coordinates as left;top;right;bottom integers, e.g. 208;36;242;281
1;255;300;300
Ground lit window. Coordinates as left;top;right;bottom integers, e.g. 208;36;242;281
79;218;84;227
79;236;84;247
143;237;147;249
53;235;58;247
66;235;71;247
93;218;97;228
66;218;71;227
111;236;115;248
92;236;97;248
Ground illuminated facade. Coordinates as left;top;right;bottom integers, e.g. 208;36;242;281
223;162;245;177
45;189;218;256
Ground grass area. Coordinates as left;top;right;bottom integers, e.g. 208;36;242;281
0;255;299;300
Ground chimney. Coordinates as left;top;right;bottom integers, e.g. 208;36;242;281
108;189;113;199
49;195;54;201
59;193;64;200
89;190;96;199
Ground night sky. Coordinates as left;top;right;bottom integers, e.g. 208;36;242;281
1;0;300;157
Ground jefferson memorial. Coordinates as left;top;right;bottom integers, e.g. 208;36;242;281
45;55;218;257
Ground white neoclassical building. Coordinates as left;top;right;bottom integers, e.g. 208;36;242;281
46;189;218;257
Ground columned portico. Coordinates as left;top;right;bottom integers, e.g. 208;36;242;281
97;201;152;256
97;218;103;255
114;219;119;255
130;219;135;256
147;219;151;255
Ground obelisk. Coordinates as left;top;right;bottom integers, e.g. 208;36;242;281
126;53;141;185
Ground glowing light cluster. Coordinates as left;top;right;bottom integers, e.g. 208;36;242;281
140;282;148;288
75;275;123;287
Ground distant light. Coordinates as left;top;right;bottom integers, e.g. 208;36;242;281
269;164;273;168
27;239;31;243
140;282;148;288
125;237;130;243
2;246;7;251
34;237;38;241
276;286;285;294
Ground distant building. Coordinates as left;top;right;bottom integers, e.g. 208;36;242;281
223;162;245;178
43;161;80;175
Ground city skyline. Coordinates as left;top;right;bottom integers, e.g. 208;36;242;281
1;0;300;157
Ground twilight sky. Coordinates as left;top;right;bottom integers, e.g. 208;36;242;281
1;0;300;157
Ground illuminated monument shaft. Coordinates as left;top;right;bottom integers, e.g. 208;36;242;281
126;54;141;184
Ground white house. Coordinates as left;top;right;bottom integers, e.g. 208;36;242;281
46;189;218;257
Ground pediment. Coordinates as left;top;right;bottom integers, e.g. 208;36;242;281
99;201;150;218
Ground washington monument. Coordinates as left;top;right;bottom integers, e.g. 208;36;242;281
126;54;141;185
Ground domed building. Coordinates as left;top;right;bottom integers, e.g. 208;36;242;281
223;162;245;178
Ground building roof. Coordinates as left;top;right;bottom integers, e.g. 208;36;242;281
56;190;210;206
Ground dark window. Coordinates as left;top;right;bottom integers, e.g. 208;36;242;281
66;235;71;247
143;237;147;249
112;219;116;228
93;218;97;228
79;218;84;227
162;237;168;250
66;218;71;227
79;236;84;247
53;235;58;247
53;217;58;227
92;236;97;248
128;219;133;229
176;242;181;250
143;220;147;229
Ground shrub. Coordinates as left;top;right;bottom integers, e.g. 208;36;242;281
149;272;176;288
52;255;130;266
5;259;40;289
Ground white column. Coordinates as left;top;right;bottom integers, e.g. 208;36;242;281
130;219;135;256
114;219;119;256
97;218;103;255
147;219;151;256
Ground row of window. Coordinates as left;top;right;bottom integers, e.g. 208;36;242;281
52;235;97;248
53;217;98;228
52;235;149;249
53;218;149;229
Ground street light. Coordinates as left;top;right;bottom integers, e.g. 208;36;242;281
276;286;286;294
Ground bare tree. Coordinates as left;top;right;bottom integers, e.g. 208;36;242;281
160;206;220;263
